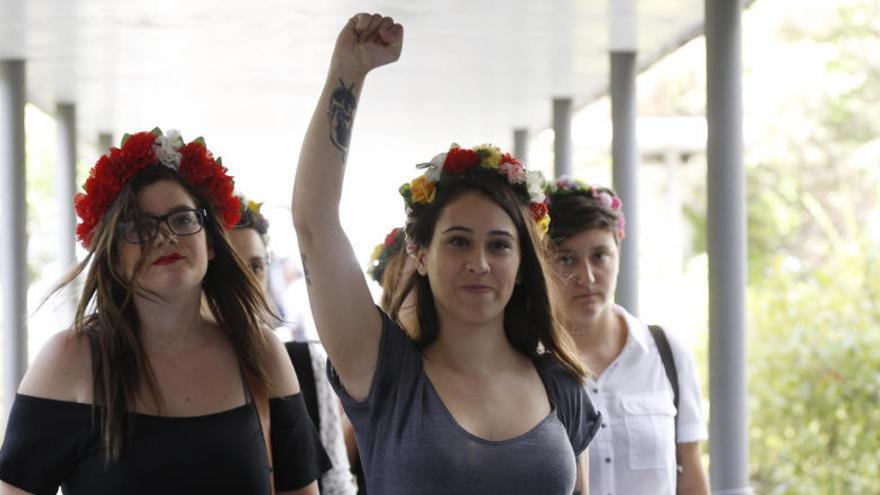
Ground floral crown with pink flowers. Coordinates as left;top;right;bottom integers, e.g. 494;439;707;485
398;143;550;234
74;128;240;249
368;226;406;283
545;176;626;241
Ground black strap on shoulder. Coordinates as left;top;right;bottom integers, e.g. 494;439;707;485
284;341;320;433
648;325;679;414
648;324;682;477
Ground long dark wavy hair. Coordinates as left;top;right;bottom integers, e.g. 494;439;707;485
55;165;274;461
390;170;587;381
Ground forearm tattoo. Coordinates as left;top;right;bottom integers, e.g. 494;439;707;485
328;79;357;156
301;253;312;286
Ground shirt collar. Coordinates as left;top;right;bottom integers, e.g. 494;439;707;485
612;304;651;354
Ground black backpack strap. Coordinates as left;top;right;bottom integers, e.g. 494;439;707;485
648;325;679;415
648;324;683;477
284;341;320;433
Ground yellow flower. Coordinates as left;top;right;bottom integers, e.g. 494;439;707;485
474;144;502;169
410;175;437;204
247;200;262;215
370;243;384;262
536;215;550;236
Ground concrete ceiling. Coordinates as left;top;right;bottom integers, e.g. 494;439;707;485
0;0;705;254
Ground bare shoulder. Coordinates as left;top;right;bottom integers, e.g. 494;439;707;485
18;328;93;403
259;327;301;397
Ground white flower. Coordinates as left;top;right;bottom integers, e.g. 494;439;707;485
526;170;545;203
154;131;183;170
165;129;184;148
430;152;447;169
425;165;443;183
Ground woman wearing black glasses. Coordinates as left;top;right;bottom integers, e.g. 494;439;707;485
0;129;327;495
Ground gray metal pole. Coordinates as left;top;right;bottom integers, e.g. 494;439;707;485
610;51;639;316
57;103;77;273
513;128;528;162
1;60;28;418
706;0;750;493
552;98;572;178
98;132;113;154
56;103;78;325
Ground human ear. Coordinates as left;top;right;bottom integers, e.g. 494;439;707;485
415;248;428;276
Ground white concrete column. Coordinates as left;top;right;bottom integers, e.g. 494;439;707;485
57;103;77;271
552;98;572;178
513;128;528;162
1;59;28;418
610;51;639;316
706;0;750;492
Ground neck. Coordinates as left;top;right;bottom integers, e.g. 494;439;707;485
569;305;625;355
133;288;212;356
423;312;523;375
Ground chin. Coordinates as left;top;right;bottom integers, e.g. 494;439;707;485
570;303;605;322
140;274;203;296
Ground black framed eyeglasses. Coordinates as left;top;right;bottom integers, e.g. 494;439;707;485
118;208;207;244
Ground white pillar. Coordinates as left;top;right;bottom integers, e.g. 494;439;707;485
706;0;750;492
57;103;77;270
610;51;639;316
1;60;28;418
552;98;572;178
513;128;528;162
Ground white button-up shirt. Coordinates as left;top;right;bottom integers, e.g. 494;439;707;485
586;305;708;495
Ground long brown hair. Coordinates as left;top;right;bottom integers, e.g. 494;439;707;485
391;171;587;381
56;165;274;461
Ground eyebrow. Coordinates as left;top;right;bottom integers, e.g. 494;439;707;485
441;226;515;238
139;204;196;217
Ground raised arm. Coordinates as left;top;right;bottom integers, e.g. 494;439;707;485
291;13;403;402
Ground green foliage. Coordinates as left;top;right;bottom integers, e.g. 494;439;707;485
747;243;880;494
671;1;880;492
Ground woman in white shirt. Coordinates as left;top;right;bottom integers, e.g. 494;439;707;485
545;177;710;495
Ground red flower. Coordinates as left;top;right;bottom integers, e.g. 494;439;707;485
384;227;402;247
74;130;242;249
499;153;520;166
178;142;241;230
529;202;548;221
443;147;480;174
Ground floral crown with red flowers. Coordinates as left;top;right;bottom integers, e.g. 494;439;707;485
398;143;550;234
545;176;626;241
368;226;406;283
74;128;241;248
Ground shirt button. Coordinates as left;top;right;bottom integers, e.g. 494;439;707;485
601;423;607;428
605;457;612;463
592;388;599;393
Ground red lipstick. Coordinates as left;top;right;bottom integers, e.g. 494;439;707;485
152;253;184;266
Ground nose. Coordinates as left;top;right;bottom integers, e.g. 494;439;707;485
465;248;490;275
575;259;596;285
152;222;178;246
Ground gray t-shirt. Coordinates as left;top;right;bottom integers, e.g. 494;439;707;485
328;309;601;494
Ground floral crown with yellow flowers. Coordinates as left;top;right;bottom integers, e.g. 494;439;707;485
398;143;550;234
368;226;405;283
74;128;240;248
545;176;626;241
235;196;270;236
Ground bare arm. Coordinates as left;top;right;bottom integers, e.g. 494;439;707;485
676;442;709;495
291;13;403;402
0;481;33;495
279;481;319;495
573;452;589;495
